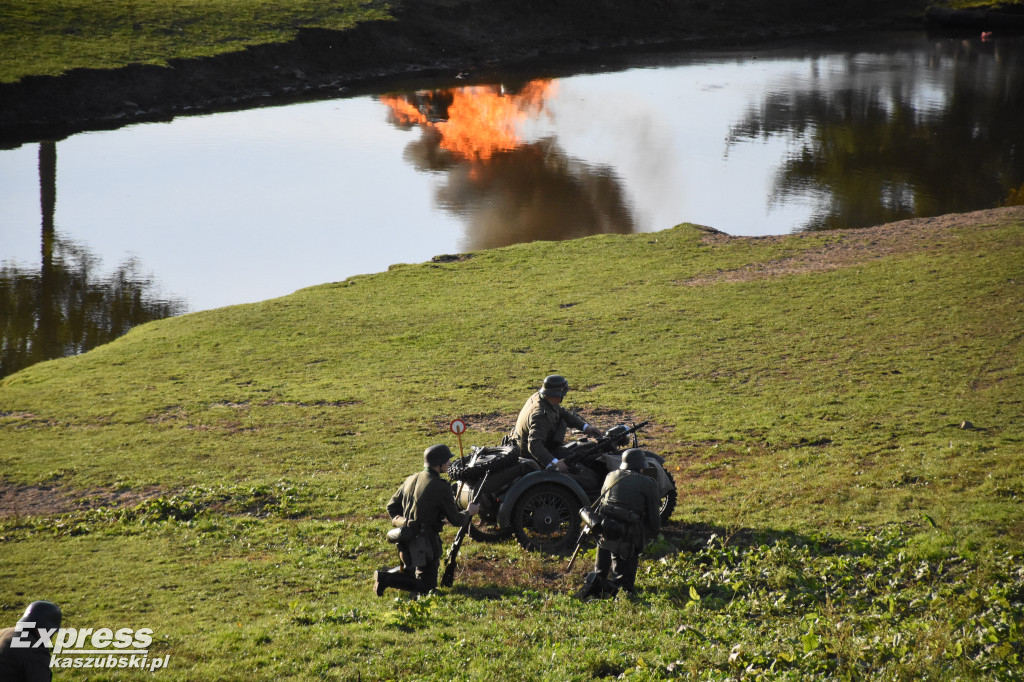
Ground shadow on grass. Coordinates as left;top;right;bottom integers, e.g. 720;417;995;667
659;520;904;558
384;518;933;608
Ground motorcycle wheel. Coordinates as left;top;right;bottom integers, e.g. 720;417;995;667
660;469;677;524
510;483;581;554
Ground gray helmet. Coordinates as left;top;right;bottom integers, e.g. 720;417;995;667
540;374;570;398
19;601;62;630
620;448;646;472
424;444;453;468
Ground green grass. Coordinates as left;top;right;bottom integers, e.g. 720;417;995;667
0;0;392;83
1;211;1022;679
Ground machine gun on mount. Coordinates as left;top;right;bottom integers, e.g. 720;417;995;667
440;470;491;588
559;421;651;472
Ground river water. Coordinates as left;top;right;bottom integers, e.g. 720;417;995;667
1;30;1021;375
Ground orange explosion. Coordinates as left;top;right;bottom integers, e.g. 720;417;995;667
381;80;557;162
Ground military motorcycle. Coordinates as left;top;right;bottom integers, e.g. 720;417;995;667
448;421;676;554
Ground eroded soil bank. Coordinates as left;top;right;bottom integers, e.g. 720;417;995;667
0;0;933;146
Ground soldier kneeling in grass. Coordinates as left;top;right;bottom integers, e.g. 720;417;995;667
374;444;479;596
577;448;661;599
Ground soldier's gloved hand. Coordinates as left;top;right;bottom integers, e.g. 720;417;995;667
585;424;603;438
392;516;407;528
552;460;569;473
466;502;480;516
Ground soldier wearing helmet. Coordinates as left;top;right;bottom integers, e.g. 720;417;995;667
0;600;62;681
578;448;661;599
374;444;480;596
510;375;603;484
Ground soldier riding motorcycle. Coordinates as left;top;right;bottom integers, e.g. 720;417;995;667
448;414;676;554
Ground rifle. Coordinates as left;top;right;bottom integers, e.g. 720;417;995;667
561;421;650;471
566;523;592;572
440;470;490;588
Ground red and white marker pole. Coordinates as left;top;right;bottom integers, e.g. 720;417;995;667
449;418;467;459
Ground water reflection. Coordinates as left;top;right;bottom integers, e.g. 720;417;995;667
726;37;1024;231
2;32;1022;357
0;142;186;379
379;80;635;249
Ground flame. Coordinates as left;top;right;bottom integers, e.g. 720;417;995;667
384;95;434;128
380;80;557;162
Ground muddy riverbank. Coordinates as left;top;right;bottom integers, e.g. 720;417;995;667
0;0;934;146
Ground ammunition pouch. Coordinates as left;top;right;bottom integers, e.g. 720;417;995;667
600;504;647;554
386;526;413;544
600;516;624;541
604;506;641;525
386;520;421;544
579;508;624;541
406;534;433;568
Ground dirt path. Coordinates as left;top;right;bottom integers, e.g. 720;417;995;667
0;481;161;518
688;206;1024;284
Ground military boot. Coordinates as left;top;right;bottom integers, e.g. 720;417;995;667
373;569;390;596
600;578;621;600
577;572;612;600
374;568;420;596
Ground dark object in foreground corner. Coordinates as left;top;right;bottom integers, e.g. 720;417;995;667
0;601;62;682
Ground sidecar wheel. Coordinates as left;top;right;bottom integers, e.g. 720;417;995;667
511;483;581;554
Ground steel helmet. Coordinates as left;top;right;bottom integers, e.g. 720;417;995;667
540;374;570;398
424;444;454;467
19;601;62;630
620;448;646;471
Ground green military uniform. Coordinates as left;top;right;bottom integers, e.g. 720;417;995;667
512;391;589;468
380;466;472;594
581;451;661;598
511;390;604;491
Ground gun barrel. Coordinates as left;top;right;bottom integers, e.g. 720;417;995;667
625;420;650;435
565;526;591;571
440;470;490;587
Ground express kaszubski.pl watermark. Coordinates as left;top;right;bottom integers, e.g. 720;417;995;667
12;623;170;672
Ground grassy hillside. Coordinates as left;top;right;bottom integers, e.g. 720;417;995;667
0;0;393;83
1;208;1022;679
